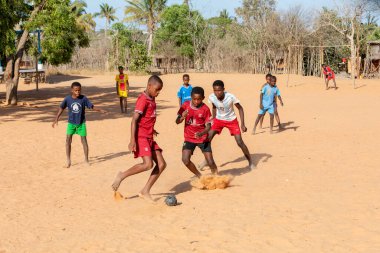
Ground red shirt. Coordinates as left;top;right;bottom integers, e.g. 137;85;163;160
178;101;212;143
135;92;157;138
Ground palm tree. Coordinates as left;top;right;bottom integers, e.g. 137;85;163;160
94;3;118;37
71;0;96;32
183;0;189;6
124;0;167;55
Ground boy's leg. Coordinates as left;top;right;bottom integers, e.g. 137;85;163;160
203;152;218;174
182;148;202;178
326;79;330;90
65;135;73;168
123;97;128;113
198;130;218;170
81;136;90;165
275;108;282;129
260;112;265;128
269;113;274;134
119;97;124;113
112;156;154;191
234;134;255;169
252;114;263;135
333;78;337;89
140;150;167;199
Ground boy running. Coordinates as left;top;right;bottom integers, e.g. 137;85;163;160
252;76;280;134
199;80;255;171
52;82;106;168
322;64;337;90
176;86;218;177
112;75;166;201
177;74;193;107
115;66;129;113
260;76;284;129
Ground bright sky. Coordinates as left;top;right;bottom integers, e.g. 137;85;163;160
87;0;332;30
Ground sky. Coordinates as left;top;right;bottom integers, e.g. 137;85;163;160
87;0;333;30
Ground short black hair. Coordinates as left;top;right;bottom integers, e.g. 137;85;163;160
148;75;163;85
266;73;272;78
191;86;204;97
71;82;81;88
212;80;224;88
183;74;190;79
270;75;277;81
118;66;124;69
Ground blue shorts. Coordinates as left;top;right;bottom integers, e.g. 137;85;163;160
259;106;274;115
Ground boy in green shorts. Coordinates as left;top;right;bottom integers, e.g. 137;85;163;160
52;82;106;168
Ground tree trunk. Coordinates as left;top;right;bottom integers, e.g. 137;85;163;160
4;0;46;105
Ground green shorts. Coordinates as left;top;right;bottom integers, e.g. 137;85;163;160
67;123;87;136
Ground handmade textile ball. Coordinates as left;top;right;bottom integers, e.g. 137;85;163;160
165;195;178;206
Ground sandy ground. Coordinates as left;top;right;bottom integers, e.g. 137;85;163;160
0;73;379;253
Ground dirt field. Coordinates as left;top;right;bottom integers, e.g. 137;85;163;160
0;73;379;253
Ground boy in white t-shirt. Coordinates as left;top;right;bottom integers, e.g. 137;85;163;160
198;80;255;170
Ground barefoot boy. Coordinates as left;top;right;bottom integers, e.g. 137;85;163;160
199;80;255;170
115;66;129;113
112;75;166;201
260;76;284;129
176;86;218;177
52;82;106;168
177;74;193;107
252;75;280;134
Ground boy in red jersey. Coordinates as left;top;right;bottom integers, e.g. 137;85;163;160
176;86;218;177
322;64;337;90
112;75;166;201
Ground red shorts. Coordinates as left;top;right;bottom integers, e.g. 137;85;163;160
325;72;335;80
211;118;241;136
134;137;162;158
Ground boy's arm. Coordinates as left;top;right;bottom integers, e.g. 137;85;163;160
278;95;284;106
91;106;107;113
234;103;247;132
116;81;119;95
178;98;182;107
212;104;216;119
260;93;264;109
129;112;141;152
52;107;64;128
127;80;130;93
195;123;211;138
176;110;188;124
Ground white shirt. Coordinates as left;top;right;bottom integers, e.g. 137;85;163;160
208;92;240;121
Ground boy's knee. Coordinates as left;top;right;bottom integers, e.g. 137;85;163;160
182;156;191;166
143;160;154;171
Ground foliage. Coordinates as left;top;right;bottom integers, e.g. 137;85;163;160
129;43;152;72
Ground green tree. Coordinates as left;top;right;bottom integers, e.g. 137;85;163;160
124;0;167;55
110;23;133;68
71;0;96;32
129;43;152;72
208;9;233;38
1;0;90;105
94;3;118;37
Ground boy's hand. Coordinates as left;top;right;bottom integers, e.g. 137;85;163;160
280;101;284;106
153;130;159;136
241;124;247;132
195;132;203;139
181;110;188;119
260;104;264;110
52;120;58;128
128;140;136;152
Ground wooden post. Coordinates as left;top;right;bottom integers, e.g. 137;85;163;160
35;54;39;91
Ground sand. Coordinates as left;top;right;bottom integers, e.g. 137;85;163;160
0;73;379;253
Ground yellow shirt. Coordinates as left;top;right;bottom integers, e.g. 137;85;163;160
115;74;129;97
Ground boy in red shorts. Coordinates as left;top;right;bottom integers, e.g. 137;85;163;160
176;86;218;177
199;80;255;170
111;75;166;201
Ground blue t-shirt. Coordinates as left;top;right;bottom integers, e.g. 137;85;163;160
177;85;193;105
60;95;93;125
261;84;280;108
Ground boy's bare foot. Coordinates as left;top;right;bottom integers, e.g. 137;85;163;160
64;160;71;168
138;192;155;203
111;172;124;191
270;130;273;134
326;87;330;90
252;129;256;135
249;162;256;170
85;160;90;166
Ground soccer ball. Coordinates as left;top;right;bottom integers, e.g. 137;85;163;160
165;195;178;206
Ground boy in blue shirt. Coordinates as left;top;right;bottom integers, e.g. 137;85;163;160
52;82;106;168
177;74;193;107
252;76;281;134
